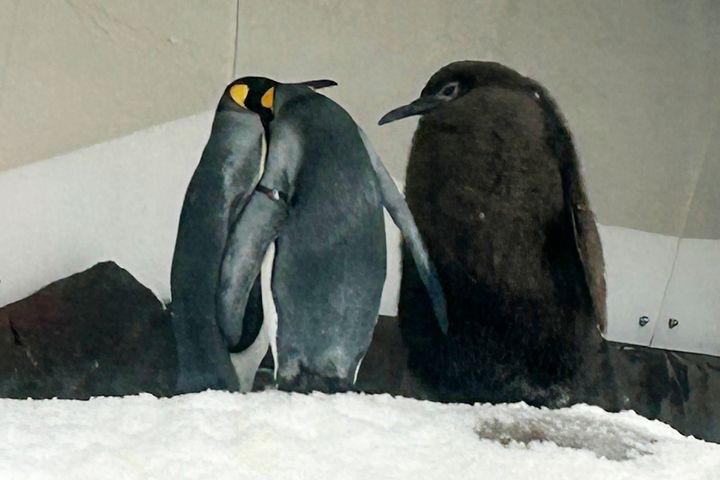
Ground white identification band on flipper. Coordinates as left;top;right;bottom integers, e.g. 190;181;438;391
261;241;279;380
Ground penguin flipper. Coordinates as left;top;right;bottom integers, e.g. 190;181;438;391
228;275;264;353
563;163;607;333
544;90;607;333
217;192;288;347
357;127;449;334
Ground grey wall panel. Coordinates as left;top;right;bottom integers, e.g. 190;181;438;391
2;1;717;238
0;0;20;100
683;119;720;240
235;0;719;237
0;0;237;172
235;0;503;189
492;0;720;236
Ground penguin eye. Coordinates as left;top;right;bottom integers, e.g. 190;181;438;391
438;82;460;100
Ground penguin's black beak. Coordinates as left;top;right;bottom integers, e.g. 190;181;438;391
378;96;444;125
298;79;338;90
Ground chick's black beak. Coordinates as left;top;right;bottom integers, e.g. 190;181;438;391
298;79;338;90
378;96;443;125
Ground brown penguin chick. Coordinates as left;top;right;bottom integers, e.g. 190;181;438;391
379;61;616;409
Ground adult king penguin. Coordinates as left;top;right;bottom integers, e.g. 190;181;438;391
379;61;618;409
171;76;447;394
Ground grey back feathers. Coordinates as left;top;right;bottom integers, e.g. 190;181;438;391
269;85;386;388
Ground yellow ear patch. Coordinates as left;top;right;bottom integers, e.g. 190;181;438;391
261;87;275;110
229;84;249;107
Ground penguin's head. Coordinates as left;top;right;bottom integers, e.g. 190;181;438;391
220;77;278;126
220;76;338;127
379;61;535;125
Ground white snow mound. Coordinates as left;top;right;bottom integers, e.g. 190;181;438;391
1;391;717;480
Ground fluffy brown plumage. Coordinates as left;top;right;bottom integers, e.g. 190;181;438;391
380;61;616;408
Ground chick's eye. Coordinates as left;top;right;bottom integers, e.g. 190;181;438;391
442;85;456;96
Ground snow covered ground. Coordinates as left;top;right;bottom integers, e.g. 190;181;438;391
1;391;718;480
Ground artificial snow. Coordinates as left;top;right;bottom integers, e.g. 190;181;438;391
0;391;717;479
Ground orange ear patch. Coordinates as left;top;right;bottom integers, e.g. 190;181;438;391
261;87;275;110
230;84;250;107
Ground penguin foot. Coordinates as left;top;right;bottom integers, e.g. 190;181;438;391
175;369;240;395
277;367;353;394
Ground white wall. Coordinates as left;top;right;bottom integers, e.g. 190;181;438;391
0;115;718;356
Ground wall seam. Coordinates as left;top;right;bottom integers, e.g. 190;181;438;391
650;89;720;346
231;0;240;79
649;116;718;347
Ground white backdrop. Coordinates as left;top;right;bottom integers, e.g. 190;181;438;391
1;113;717;356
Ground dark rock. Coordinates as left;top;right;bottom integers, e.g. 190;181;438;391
608;342;720;443
357;316;720;444
356;315;432;399
0;262;177;399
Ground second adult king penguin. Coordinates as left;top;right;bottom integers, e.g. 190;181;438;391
171;76;448;394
